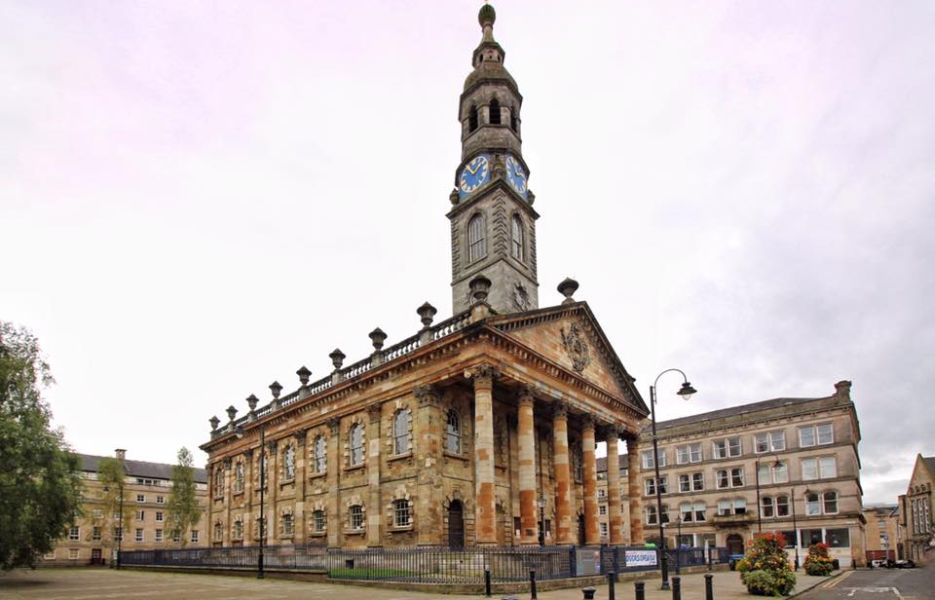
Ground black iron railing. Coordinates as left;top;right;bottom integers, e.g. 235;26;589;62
120;544;726;583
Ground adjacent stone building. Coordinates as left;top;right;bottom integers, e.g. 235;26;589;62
898;454;934;563
200;5;650;551
862;504;900;562
43;449;208;565
633;382;866;567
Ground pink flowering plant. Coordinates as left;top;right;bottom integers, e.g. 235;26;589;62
736;532;796;596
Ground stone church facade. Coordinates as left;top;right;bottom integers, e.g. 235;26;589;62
200;5;651;550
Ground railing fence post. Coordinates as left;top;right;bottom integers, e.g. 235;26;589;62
530;569;537;600
485;567;492;597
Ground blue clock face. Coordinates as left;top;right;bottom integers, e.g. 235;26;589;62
505;155;528;197
459;154;490;197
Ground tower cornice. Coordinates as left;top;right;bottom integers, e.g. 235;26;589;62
447;179;539;221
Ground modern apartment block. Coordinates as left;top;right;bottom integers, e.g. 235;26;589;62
630;380;865;566
42;449;208;566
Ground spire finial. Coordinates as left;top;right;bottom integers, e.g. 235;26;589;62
478;3;496;41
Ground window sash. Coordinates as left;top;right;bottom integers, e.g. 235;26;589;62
799;426;816;447
692;472;704;491
817;423;833;445
731;468;744;487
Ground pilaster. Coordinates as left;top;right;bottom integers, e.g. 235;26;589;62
367;403;382;547
414;385;444;545
326;419;340;548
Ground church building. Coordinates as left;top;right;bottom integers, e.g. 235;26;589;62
200;4;650;550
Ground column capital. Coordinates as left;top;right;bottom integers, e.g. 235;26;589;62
464;364;500;384
581;415;596;431
414;384;442;407
328;418;340;435
518;386;535;406
552;401;569;419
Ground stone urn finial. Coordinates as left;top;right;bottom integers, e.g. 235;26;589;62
226;405;238;422
246;394;259;413
470;275;492;303
209;415;220;431
269;381;282;399
329;348;346;370
369;327;387;351
557;277;579;305
296;366;311;386
417;302;437;328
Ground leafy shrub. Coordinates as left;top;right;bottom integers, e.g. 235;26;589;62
804;543;835;576
737;532;796;596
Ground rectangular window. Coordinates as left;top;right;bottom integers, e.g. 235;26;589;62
600;523;608;536
799;423;834;447
92;527;101;541
679;474;690;493
599;505;607;516
802;458;818;480
155;529;163;542
825;528;849;548
694;502;706;522
676;443;701;464
92;509;103;519
755;431;786;453
350;506;365;530
68;526;80;541
802;528;823;548
645;476;667;495
314;511;327;532
731;467;744;487
717;500;731;516
69;548;79;560
191;530;199;544
155;511;163;522
135;528;144;542
136;510;145;521
817;423;834;445
692;472;704;491
156;496;164;504
713;437;741;459
733;498;747;515
778;530;797;548
136;494;145;503
114;527;123;541
819;457;837;478
717;469;729;489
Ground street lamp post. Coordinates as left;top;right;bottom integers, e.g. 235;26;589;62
649;368;697;591
675;515;682;576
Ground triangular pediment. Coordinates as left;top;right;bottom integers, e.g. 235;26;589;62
488;302;649;415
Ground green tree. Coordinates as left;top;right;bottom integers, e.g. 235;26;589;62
94;456;132;560
166;447;201;547
0;321;82;570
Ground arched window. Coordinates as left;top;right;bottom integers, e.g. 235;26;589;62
511;214;524;261
468;105;478;132
394;499;412;527
349;505;365;530
394;408;412;455
446;410;461;454
823;491;838;514
233;517;243;540
283;445;296;480
805;492;821;516
350;423;364;466
468;213;487;262
489;98;501;125
761;496;774;518
313;436;327;474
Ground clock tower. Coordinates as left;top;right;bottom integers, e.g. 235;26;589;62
448;4;539;315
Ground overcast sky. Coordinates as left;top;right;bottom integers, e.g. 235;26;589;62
2;1;933;505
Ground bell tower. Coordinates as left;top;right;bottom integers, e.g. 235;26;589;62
448;4;539;316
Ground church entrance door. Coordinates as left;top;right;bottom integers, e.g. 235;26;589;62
448;500;464;549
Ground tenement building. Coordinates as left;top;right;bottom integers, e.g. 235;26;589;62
636;382;866;567
43;449;208;565
201;5;650;550
898;454;934;563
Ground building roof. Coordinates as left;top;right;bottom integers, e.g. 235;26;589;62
76;453;207;484
596;455;628;475
650;396;823;433
923;456;935;476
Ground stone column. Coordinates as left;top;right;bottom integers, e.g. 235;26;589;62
552;403;573;544
582;418;599;545
223;458;233;546
470;365;498;545
414;385;444;546
367;404;382;547
326;419;340;548
294;429;308;545
606;431;624;545
626;436;644;545
518;387;538;545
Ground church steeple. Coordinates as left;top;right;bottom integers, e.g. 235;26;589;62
448;4;539;316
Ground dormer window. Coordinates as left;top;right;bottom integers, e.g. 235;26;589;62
468;105;478;132
489;98;501;125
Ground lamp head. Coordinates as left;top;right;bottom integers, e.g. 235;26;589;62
677;381;697;399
